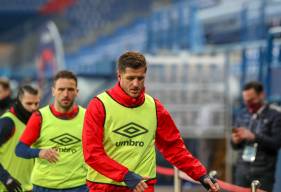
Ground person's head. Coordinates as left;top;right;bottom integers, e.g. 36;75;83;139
17;85;40;113
0;78;11;100
242;81;265;113
117;51;147;98
52;70;78;112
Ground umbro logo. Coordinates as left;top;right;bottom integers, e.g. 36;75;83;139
113;122;148;138
50;133;81;146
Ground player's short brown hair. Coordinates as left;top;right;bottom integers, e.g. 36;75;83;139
118;51;147;73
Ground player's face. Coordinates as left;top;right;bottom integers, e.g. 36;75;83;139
20;92;40;113
52;78;78;112
118;67;146;98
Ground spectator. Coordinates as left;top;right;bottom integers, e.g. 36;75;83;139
232;81;281;191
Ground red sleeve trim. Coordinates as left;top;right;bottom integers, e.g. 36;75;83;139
20;111;42;146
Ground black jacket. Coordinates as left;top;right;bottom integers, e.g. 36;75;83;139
232;104;281;169
0;96;13;116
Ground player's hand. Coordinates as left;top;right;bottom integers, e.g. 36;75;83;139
204;177;220;192
3;176;22;192
200;175;220;192
39;148;59;163
133;176;150;192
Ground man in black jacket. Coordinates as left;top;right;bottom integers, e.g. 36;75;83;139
232;81;281;191
0;78;13;116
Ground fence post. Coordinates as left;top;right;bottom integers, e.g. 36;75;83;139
209;170;218;178
174;167;182;192
251;180;261;192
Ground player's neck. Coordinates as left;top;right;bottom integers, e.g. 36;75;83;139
54;103;74;114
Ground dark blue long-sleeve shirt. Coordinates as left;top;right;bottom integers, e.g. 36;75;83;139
15;142;40;159
0;117;14;146
0;117;15;183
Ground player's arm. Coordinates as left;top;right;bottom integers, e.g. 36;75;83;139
0;117;15;146
0;117;22;192
154;99;219;191
15;112;58;163
0;164;22;192
83;97;131;182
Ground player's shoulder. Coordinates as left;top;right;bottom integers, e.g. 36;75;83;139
268;104;281;113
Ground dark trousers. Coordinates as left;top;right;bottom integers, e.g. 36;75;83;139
33;185;89;192
235;164;274;192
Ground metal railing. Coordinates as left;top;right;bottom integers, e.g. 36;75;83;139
251;180;261;192
173;167;262;192
174;167;182;192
